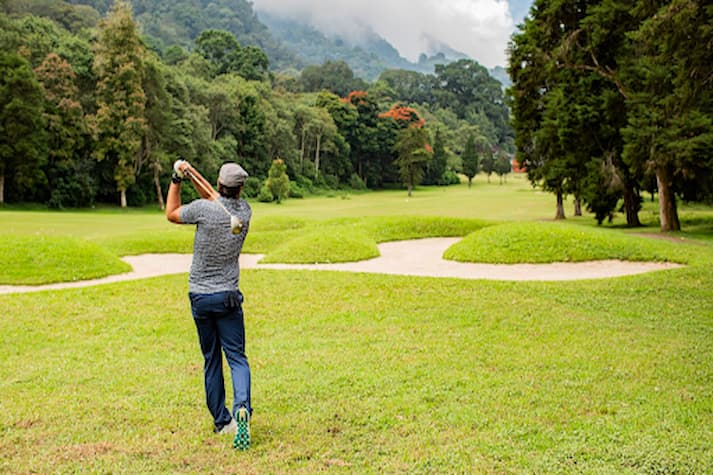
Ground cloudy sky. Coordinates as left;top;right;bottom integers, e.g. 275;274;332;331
251;0;533;68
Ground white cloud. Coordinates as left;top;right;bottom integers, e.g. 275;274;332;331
251;0;518;68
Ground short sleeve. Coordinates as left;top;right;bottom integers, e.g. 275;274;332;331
180;199;210;224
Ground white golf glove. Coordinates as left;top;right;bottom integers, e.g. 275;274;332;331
173;160;188;178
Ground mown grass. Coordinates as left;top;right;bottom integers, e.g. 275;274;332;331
260;227;379;263
1;178;712;472
444;221;691;264
0;233;130;285
258;216;491;264
1;253;711;472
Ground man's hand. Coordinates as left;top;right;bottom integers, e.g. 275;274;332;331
172;160;188;184
173;160;188;178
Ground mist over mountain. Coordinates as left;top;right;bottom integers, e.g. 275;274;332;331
258;10;479;81
61;0;516;85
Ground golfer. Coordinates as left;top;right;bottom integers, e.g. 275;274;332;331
165;161;253;450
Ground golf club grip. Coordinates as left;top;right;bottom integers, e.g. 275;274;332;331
180;163;219;201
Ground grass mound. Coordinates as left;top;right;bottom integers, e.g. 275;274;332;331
249;215;310;232
0;234;131;285
444;222;686;264
327;215;491;243
260;227;379;264
93;228;195;256
257;216;488;263
243;229;303;254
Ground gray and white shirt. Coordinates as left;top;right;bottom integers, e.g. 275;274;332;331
180;197;252;294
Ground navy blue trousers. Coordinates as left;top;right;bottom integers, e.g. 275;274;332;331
189;290;251;430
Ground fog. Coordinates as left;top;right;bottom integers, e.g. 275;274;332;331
251;0;532;68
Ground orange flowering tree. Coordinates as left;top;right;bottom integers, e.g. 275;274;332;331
379;104;425;128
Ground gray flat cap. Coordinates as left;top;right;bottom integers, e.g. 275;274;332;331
218;162;249;187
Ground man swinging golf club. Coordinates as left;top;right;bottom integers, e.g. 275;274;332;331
166;160;253;450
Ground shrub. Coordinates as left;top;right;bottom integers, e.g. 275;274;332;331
438;170;461;186
316;173;339;189
295;175;314;193
257;185;274;202
266;159;290;203
288;182;305;199
242;177;261;198
349;173;367;190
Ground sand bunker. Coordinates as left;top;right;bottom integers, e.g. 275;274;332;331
0;238;682;295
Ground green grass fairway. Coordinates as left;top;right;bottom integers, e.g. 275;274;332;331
1;178;712;472
1;263;711;473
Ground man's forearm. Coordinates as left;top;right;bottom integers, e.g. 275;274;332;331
166;182;182;223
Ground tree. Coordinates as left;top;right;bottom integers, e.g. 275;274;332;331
378;69;435;105
195;29;240;77
494;151;512;184
91;0;147;207
507;0;583;220
139;56;175;210
265;158;290;203
34;52;92;208
621;0;713;231
308;107;338;181
480;153;495;183
434;59;513;147
462;134;479;188
394;126;432;197
0;51;47;204
424;127;447;185
300;60;367;97
194;29;269;81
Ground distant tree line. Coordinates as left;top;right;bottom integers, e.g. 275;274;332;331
508;0;713;231
0;0;513;208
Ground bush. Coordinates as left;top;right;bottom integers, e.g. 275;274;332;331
295;175;314;193
349;173;367;190
242;177;261;198
316;173;339;189
438;170;462;186
266;159;290;203
257;185;274;202
288;182;305;199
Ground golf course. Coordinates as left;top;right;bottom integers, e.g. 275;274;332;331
1;175;712;473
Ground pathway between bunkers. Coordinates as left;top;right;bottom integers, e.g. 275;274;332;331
0;238;682;294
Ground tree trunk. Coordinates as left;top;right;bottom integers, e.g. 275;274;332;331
314;134;321;180
656;166;680;232
468;176;473;188
120;189;127;208
0;173;4;205
300;129;306;173
573;195;582;216
623;182;641;227
153;162;165;210
555;191;566;220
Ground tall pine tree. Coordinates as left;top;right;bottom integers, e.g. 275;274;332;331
91;0;147;207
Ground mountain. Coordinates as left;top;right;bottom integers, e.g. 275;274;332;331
256;9;511;85
489;66;512;89
60;0;511;86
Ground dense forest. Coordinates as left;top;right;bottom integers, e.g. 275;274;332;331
0;0;513;209
2;0;710;233
508;0;712;231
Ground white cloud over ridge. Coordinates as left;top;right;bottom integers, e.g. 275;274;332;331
251;0;518;68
